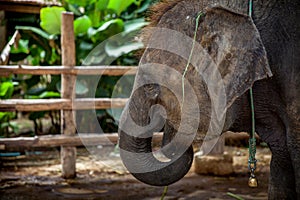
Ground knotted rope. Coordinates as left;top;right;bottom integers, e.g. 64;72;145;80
248;0;258;188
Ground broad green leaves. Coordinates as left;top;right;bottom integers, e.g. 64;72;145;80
105;41;143;57
10;39;29;54
65;0;90;7
88;19;124;42
0;80;15;136
104;18;149;59
124;18;149;34
107;0;136;16
86;17;148;64
96;0;110;11
16;26;56;40
13;26;59;65
25;91;61;99
0;82;14;99
74;15;92;36
40;7;66;35
6;0;153;135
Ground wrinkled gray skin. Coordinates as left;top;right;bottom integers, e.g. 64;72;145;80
118;0;300;199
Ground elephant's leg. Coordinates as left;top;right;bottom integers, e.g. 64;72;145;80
286;117;300;199
287;135;300;199
268;147;296;200
256;115;296;199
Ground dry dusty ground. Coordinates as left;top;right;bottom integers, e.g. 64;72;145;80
0;146;271;200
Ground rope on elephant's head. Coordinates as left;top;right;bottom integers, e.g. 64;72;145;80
248;0;253;17
181;11;204;109
179;1;258;189
160;11;205;200
248;0;258;188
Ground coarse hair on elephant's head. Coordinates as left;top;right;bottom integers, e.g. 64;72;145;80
118;0;273;187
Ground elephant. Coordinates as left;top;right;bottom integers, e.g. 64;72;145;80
118;0;300;199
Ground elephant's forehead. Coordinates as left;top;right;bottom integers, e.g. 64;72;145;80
137;62;184;85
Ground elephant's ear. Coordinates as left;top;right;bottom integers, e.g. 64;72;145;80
198;6;272;107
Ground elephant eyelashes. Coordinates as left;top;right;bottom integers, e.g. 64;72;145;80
143;84;161;99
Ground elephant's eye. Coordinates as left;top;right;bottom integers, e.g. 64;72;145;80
144;84;154;91
143;84;160;99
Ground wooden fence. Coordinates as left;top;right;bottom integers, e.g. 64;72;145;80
0;12;139;178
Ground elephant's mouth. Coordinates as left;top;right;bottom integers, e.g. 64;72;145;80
118;84;195;186
119;123;194;186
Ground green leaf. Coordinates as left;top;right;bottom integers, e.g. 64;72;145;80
79;41;94;50
49;48;60;64
12;26;57;64
134;0;143;6
0;112;14;122
0;112;15;124
29;111;46;120
26;91;60;99
135;0;152;13
0;82;14;99
122;0;153;20
124;18;149;34
25;75;40;90
8;121;20;134
88;10;102;28
40;6;66;35
25;94;39;99
74;15;92;36
16;26;56;40
26;87;46;95
88;19;124;43
105;40;143;57
66;3;82;16
92;19;124;33
107;0;136;16
96;0;109;11
65;0;91;7
39;91;61;98
82;51;107;65
10;39;29;54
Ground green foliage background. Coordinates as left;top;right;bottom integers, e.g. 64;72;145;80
1;0;154;137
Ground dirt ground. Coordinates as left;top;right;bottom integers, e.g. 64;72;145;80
0;146;271;200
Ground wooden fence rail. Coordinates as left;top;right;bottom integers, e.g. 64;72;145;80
0;98;129;111
0;133;164;152
0;65;137;76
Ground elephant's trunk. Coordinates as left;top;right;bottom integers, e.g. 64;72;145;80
119;124;194;186
118;84;194;186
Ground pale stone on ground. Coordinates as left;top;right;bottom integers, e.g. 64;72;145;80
193;152;234;176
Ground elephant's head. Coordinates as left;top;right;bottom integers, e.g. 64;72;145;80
118;0;272;186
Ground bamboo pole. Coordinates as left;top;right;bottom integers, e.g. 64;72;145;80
0;98;129;111
60;12;76;179
0;65;137;76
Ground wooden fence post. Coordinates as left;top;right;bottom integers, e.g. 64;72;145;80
61;12;76;179
0;11;6;51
